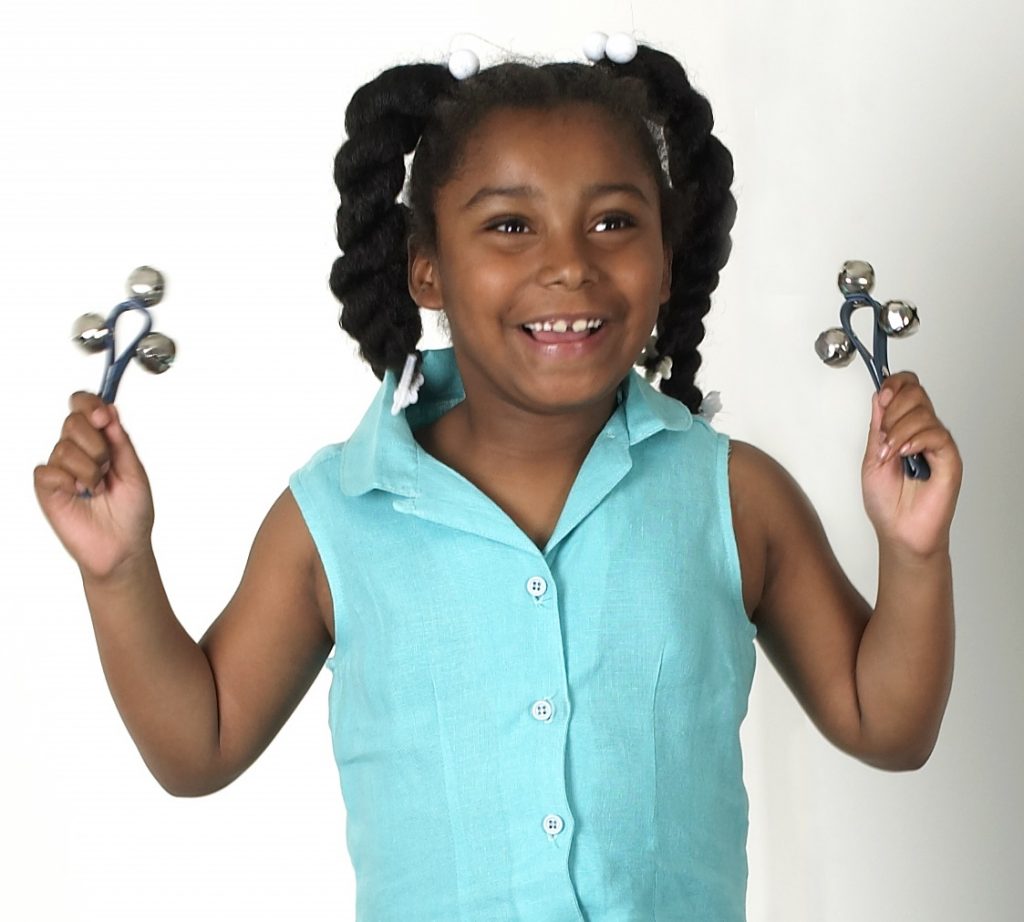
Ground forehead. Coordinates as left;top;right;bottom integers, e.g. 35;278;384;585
449;103;656;186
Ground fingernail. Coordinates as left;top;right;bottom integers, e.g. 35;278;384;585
879;441;892;461
899;442;912;457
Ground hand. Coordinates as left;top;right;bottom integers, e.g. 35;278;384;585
862;371;963;559
34;392;156;580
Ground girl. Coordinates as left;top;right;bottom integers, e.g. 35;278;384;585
34;42;962;922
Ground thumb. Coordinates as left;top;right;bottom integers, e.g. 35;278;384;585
865;390;888;461
102;404;148;484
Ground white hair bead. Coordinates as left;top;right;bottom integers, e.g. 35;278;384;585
698;390;722;422
582;31;609;62
447;48;480;80
606;32;638;63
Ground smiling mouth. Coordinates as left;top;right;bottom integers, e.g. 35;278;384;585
522;318;605;343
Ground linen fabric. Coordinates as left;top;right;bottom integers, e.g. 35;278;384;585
288;346;758;921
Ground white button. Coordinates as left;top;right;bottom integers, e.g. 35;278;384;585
531;699;554;721
526;576;547;598
543;814;564;836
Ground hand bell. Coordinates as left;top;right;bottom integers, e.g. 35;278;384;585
71;312;111;353
837;260;875;296
134;331;176;373
879;299;920;337
814;327;856;367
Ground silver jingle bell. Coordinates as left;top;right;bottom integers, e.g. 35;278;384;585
134;332;176;373
837;260;875;296
879;299;920;337
126;266;165;306
814;327;856;367
72;312;111;352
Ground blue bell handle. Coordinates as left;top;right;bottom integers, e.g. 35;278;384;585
98;298;154;403
839;297;931;481
899;447;930;481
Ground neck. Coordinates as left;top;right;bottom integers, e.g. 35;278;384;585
416;375;622;474
466;394;616;465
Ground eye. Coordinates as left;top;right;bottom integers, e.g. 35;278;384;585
593;213;636;232
487;215;530;234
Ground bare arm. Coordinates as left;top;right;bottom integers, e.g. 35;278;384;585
729;370;958;766
36;393;334;796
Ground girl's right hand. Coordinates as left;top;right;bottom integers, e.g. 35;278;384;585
34;392;156;581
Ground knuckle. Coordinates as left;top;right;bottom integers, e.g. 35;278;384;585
50;440;73;466
61;412;85;438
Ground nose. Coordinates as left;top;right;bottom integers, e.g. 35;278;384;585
537;227;597;290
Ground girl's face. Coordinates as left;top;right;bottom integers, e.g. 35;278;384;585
409;103;671;419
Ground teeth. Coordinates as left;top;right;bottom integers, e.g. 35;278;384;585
524;318;604;332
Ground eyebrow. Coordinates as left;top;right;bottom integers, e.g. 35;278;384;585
462;182;651;210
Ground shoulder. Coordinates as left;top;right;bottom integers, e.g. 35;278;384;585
726;438;811;528
725;438;824;622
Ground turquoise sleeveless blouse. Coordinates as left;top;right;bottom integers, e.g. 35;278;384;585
289;347;757;921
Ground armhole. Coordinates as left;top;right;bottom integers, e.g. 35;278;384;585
288;456;344;655
716;432;758;641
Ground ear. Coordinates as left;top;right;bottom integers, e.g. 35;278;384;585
408;238;444;310
660;244;673;304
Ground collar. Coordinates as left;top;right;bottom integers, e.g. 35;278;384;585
339;346;693;497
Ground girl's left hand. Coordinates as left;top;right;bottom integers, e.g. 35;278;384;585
862;371;963;559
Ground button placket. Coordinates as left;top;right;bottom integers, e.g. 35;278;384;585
523;569;570;848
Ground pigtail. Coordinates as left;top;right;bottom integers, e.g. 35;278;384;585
599;47;737;415
330;64;455;380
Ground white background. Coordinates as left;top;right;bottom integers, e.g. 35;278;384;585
4;1;1022;919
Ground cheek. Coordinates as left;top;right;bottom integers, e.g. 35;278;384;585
621;249;670;304
452;255;531;311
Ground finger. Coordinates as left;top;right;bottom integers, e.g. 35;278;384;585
880;383;934;436
69;391;108;422
880;405;938;452
48;438;109;492
34;462;81;502
60;411;111;470
882;369;920;389
895;425;957;461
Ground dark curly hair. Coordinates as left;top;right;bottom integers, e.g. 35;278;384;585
329;45;736;414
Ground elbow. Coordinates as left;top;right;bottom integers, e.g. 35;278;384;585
896;741;937;772
871;752;930;773
163;782;215;799
148;756;234;798
160;776;232;798
156;773;216;798
856;737;936;772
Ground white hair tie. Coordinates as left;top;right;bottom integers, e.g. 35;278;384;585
391;353;425;415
